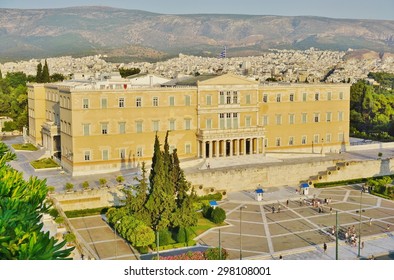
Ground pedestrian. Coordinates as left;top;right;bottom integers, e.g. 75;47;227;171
361;241;364;249
323;242;327;253
299;198;302;206
387;224;391;232
369;218;372;226
272;205;275;214
330;207;333;215
279;255;283;260
286;200;289;207
278;205;281;213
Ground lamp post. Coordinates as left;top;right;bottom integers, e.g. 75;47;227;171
115;220;120;260
335;211;339;260
240;205;247;260
358;189;363;258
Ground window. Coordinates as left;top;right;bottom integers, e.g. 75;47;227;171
226;92;231;104
169;96;175;106
206;95;212;105
302;113;307;124
276;114;282;125
219;113;225;129
233;91;238;104
219;91;225;105
327;92;332;101
119;122;126;134
289;137;294;146
290;93;294;102
301;136;307;145
101;98;107;109
314;113;320;123
102;149;109;161
83;98;89;109
169;119;176;131
263;115;269;126
185;143;191;154
245;116;251;127
185;95;191;106
120;148;126;159
338;111;344;121
339;92;344;100
289;114;295;125
84;151;91;161
326;112;332;122
338;133;344;142
276;138;281;147
101;123;108;134
276;93;281;102
206;119;212;129
136;121;143;133
233;113;238;129
136;97;142;107
302;92;307;102
83;124;90;136
246;94;251;104
263;94;268;103
136;147;143;157
152;120;160;132
315;92;319;101
184;119;191;130
326;133;332;143
314;134;320;144
153;97;159;107
119;97;125;108
226;113;232;129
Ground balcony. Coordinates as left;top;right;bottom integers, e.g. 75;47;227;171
197;126;265;141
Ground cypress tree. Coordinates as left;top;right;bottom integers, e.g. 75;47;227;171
42;59;50;83
0;68;2;79
149;133;161;192
36;62;43;83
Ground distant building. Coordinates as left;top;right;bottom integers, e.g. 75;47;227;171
28;74;350;176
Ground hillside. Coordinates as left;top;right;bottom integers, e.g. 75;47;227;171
1;6;394;60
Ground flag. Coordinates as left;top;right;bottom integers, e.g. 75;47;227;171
219;46;227;58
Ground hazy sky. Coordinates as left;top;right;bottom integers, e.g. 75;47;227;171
1;0;393;20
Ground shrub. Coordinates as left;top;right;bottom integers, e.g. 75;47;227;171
64;233;76;245
82;181;90;190
175;227;192;243
158;229;174;246
99;178;107;187
198;193;222;201
204;247;228;260
211;207;226;224
202;205;213;219
116;175;124;184
64;182;74;192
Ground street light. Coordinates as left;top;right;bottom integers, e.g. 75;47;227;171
115;220;120;260
358;189;363;258
240;205;247;260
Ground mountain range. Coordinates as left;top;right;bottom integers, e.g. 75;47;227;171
1;6;394;61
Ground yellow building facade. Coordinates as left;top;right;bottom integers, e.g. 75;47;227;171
28;74;350;176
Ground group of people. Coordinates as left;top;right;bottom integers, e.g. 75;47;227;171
345;225;359;247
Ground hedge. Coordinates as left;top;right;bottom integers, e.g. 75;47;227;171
65;207;110;218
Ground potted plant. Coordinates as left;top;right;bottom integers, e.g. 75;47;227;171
99;178;107;188
116;175;124;186
55;216;65;228
65;182;74;193
64;232;76;247
82;181;90;191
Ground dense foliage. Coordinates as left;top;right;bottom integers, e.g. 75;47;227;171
106;133;198;250
0;141;72;259
350;74;394;141
119;67;141;78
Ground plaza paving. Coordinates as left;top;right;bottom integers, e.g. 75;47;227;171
197;185;394;260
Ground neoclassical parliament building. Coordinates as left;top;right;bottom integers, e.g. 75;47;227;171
28;73;350;176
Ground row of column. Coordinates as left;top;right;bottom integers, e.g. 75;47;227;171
198;137;265;159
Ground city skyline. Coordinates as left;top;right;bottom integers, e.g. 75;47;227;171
1;0;394;20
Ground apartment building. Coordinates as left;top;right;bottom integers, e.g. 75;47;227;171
28;74;350;176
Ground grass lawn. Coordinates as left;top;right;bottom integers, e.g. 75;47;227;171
12;143;38;151
190;212;224;236
30;158;59;169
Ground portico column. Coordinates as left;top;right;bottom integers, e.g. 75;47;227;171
215;140;219;157
229;139;233;157
234;139;238;156
202;141;206;159
262;137;266;155
243;138;247;155
209;141;213;158
197;140;201;158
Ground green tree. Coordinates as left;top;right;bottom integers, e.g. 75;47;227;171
42;59;50;83
50;73;65;82
0;153;72;259
36;62;43;83
123;162;148;214
119;67;141;78
211;207;226;224
99;178;107;188
116;175;124;184
0;69;2;79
